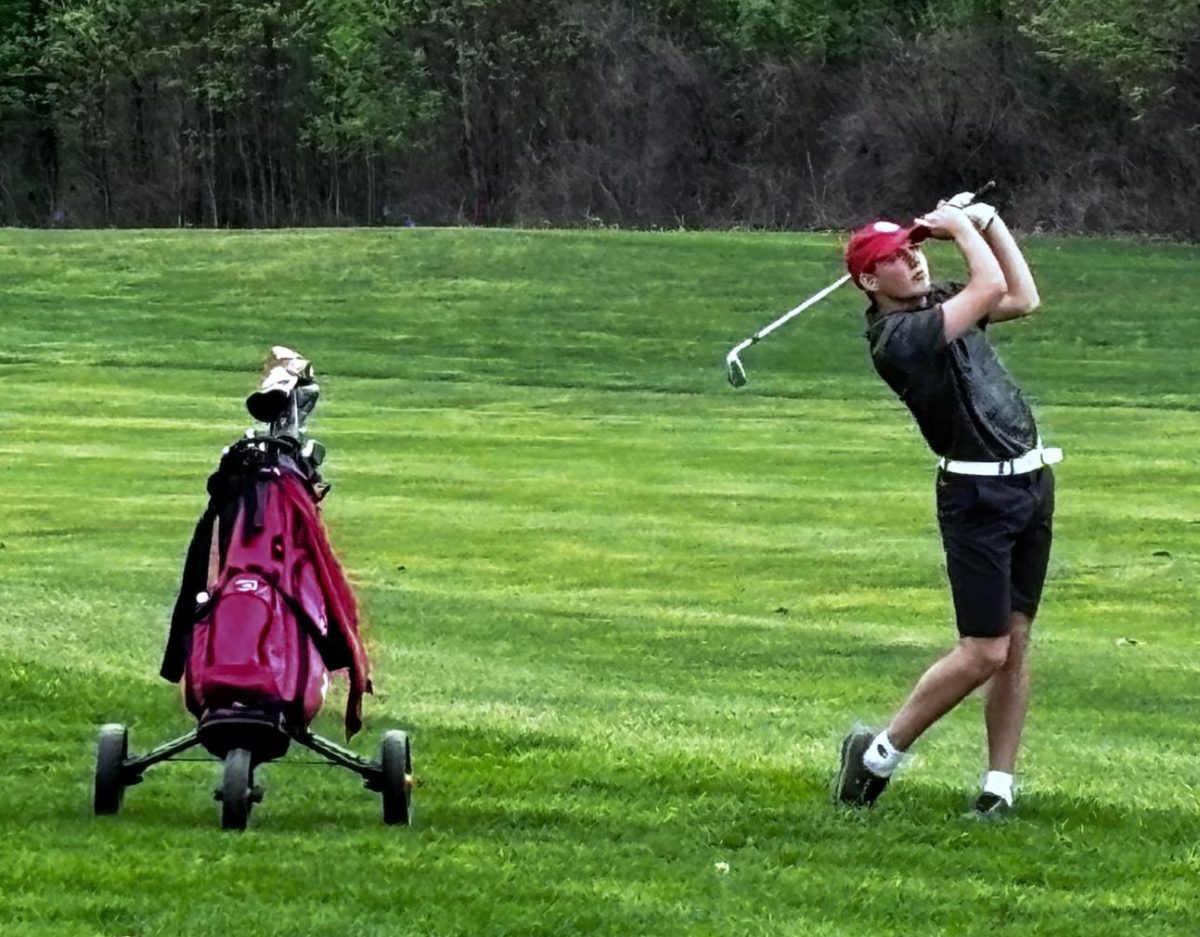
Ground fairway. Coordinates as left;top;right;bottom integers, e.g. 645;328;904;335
2;227;1198;935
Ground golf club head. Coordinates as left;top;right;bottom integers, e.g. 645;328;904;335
726;353;747;388
267;381;320;438
247;345;313;423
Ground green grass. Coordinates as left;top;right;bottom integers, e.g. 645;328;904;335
1;227;1198;936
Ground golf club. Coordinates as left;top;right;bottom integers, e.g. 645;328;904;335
725;181;996;388
725;275;850;387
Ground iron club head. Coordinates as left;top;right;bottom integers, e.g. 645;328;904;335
726;350;748;387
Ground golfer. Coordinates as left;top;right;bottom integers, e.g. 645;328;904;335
834;194;1060;816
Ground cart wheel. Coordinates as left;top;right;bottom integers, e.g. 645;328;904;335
221;748;253;831
380;730;413;826
94;723;129;816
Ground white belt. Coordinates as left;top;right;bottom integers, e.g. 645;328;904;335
939;442;1063;477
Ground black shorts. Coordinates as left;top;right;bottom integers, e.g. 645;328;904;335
935;467;1055;638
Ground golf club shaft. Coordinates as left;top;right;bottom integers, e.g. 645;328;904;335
746;273;852;346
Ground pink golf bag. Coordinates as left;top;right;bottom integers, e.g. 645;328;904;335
175;439;368;754
93;365;412;830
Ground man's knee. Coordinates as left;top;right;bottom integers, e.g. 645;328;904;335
961;635;1011;678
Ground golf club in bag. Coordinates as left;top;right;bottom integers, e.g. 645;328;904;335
93;347;413;831
725;181;996;387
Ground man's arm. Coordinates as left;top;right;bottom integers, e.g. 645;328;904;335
945;193;1040;324
917;204;1008;343
978;213;1040;322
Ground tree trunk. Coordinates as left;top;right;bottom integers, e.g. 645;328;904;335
207;100;219;227
332;150;341;220
455;4;483;221
173;119;184;228
237;124;256;226
365;152;374;223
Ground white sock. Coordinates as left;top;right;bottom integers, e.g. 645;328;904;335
862;730;905;777
983;770;1014;805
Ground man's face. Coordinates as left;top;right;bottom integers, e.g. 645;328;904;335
863;244;930;300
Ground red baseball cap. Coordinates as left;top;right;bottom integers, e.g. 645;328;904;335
844;220;929;287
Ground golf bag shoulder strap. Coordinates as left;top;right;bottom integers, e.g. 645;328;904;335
161;507;216;682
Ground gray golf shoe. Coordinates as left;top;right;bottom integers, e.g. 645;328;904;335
835;729;890;807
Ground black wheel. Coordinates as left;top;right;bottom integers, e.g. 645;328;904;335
221;748;253;831
94;723;129;815
380;730;413;826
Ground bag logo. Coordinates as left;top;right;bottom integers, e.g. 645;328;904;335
234;578;259;592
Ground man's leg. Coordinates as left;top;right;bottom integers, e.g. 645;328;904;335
976;469;1053;813
835;472;1020;808
887;634;1011;751
984;611;1032;774
981;467;1054;808
922;472;1018;761
836;635;1009;807
969;612;1032;815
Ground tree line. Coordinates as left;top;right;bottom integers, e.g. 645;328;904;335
2;0;1198;234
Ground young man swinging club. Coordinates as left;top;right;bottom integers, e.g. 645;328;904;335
834;193;1061;816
